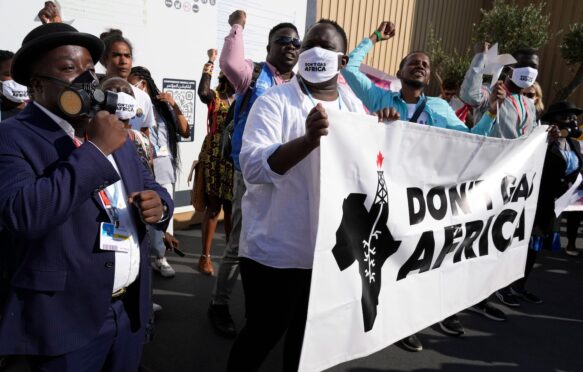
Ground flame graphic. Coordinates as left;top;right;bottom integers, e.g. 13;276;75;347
376;151;384;169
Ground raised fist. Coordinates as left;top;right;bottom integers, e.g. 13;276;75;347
228;10;246;29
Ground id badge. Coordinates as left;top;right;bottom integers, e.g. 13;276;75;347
100;222;131;253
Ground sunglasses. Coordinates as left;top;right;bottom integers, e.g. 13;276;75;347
524;92;536;99
274;36;302;49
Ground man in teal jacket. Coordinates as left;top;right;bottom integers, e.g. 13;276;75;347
341;21;506;352
341;22;504;134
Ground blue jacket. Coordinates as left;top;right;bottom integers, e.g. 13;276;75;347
341;38;495;135
231;63;276;171
0;104;173;356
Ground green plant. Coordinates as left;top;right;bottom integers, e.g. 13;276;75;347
473;0;550;54
426;26;471;88
555;23;583;102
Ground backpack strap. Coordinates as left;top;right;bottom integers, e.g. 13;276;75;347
238;62;265;114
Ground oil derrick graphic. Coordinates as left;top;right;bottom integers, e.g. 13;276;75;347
332;151;401;332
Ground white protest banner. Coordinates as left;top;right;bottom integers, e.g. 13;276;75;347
299;111;548;372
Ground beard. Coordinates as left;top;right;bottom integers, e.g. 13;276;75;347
402;78;427;90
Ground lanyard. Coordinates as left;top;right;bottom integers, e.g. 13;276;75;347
503;86;529;134
151;114;162;152
98;186;121;225
71;136;121;226
299;77;343;110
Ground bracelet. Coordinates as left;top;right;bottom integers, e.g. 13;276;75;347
203;63;214;75
374;30;382;41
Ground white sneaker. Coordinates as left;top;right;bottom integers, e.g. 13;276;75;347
151;257;176;278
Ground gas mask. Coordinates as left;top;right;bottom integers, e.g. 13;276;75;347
36;70;118;118
510;67;538;89
559;118;583;139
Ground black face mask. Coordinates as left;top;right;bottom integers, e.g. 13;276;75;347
558;119;583;139
566;119;583;138
36;70;117;118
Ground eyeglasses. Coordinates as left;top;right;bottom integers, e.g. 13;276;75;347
274;36;302;49
524;92;536;99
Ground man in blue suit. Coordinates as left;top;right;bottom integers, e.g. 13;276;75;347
0;23;173;371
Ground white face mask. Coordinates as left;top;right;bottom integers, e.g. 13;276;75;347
1;79;29;103
297;47;342;84
115;92;137;120
510;67;538;89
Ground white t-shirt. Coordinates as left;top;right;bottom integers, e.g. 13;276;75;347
130;85;156;130
239;76;366;269
406;103;429;124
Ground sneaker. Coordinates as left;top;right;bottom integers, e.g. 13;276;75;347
151;257;176;278
511;287;543;304
439;314;464;336
468;302;507;321
496;289;521;307
153;303;163;313
565;248;580;257
208;303;237;338
399;334;423;352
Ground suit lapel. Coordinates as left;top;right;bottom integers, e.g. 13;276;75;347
18;103;76;155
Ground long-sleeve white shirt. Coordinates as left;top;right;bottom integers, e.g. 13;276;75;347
239;76;366;269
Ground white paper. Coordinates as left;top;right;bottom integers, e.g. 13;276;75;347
483;43;517;87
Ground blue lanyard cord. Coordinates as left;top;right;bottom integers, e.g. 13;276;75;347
298;77;342;110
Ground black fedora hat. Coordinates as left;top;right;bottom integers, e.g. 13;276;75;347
11;23;104;86
541;101;583;122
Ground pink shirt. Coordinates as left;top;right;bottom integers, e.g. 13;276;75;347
219;24;289;95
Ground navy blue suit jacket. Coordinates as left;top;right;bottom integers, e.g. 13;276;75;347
0;103;173;356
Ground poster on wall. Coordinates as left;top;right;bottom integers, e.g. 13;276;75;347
162;78;197;142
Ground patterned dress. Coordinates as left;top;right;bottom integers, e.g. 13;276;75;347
199;90;234;201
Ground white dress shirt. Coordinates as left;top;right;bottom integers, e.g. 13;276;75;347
239;77;366;269
34;102;140;292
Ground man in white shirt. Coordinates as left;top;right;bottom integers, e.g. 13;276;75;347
227;19;366;372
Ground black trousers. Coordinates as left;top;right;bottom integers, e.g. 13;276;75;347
566;212;583;246
227;257;312;372
0;299;144;372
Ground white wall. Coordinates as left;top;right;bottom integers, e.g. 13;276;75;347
0;0;307;209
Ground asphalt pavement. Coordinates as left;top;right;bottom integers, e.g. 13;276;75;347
140;222;583;372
